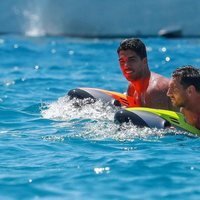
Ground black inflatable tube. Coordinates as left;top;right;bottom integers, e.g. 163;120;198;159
114;109;171;129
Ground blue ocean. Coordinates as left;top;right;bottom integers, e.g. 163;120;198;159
1;35;200;199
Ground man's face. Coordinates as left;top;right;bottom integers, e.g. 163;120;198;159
167;77;188;107
118;50;147;82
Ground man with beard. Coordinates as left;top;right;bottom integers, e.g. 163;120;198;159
117;38;174;110
167;65;200;129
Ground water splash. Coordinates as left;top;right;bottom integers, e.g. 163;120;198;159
41;96;188;142
41;96;117;121
23;10;45;37
74;121;185;141
18;1;47;37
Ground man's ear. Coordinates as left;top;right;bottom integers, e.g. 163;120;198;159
186;85;196;96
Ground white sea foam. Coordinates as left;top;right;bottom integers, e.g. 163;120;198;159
41;96;116;121
41;96;188;142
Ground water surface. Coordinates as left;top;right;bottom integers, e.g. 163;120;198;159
1;35;200;199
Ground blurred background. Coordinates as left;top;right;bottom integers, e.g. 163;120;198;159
1;0;200;38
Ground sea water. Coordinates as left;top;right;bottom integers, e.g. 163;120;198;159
0;35;200;200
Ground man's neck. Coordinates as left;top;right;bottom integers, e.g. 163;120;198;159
185;95;200;115
131;71;151;93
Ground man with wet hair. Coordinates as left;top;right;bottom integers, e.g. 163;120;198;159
167;65;200;129
117;38;174;110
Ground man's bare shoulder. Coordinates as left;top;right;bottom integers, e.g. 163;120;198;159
151;72;170;82
149;72;169;91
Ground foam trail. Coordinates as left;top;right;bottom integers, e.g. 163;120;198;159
41;96;190;142
41;96;117;121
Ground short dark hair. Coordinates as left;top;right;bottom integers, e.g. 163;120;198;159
117;38;147;59
172;65;200;92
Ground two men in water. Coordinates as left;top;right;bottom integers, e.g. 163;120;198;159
117;38;200;129
167;66;200;129
117;38;174;110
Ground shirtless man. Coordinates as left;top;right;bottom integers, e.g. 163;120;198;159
117;38;174;110
167;66;200;129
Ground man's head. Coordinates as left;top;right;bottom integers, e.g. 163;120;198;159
117;38;149;82
117;38;147;59
167;65;200;107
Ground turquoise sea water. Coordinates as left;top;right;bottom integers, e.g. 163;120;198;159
1;35;200;199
